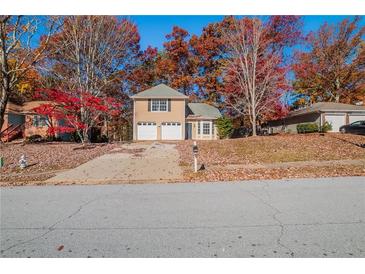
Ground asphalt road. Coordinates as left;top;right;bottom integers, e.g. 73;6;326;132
1;177;364;258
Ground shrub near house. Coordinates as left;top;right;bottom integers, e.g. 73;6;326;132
297;122;332;134
216;117;234;139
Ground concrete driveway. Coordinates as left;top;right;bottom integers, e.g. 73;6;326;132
1;177;364;257
46;142;183;184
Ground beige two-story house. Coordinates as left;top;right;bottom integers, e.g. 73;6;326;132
131;84;221;140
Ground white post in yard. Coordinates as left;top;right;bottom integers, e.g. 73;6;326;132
193;141;198;173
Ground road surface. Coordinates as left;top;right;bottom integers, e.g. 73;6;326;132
1;177;364;257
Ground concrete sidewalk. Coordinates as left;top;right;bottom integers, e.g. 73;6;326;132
46;142;183;184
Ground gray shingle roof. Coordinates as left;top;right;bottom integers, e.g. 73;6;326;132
130;84;188;99
187;103;222;119
288;102;365;117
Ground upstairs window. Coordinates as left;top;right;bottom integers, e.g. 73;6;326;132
151;99;168;112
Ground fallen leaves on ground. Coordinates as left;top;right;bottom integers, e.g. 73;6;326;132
184;165;365;182
0;142;118;183
176;133;365;166
177;133;365;182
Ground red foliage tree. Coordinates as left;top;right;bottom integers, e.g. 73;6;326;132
33;89;122;143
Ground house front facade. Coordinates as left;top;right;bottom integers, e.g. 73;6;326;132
1;101;58;142
267;102;365;133
131;84;221;141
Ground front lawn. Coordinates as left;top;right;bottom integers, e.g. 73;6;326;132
0;142;118;184
176;133;365;182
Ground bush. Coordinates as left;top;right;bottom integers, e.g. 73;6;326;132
320;121;332;133
216;116;234;139
25;134;44;143
297;123;319;134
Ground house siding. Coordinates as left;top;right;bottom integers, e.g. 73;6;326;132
268;113;321;133
134;98;186;140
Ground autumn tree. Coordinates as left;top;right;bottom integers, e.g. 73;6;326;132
189;17;235;104
158;26;197;96
293;17;365;105
42;16;140;142
34;89;121;143
222;16;301;136
0;16;56;130
125;46;159;94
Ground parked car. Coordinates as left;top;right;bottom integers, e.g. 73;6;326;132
339;120;365;135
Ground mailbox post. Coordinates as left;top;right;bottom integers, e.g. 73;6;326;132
192;141;198;173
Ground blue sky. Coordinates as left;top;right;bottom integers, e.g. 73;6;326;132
31;16;364;50
130;15;364;50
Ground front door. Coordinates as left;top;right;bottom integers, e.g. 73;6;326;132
185;122;192;139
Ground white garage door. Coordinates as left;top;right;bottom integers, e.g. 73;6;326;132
137;122;157;140
161;122;182;140
324;114;346;132
349;114;365;124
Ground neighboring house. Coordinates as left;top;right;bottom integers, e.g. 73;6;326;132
131;84;221;140
267;102;365;133
1;101;58;142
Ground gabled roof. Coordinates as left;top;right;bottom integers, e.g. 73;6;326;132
130;84;188;99
288;102;365;117
187;103;222;119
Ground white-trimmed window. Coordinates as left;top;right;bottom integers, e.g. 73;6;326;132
151;99;168;112
203;122;211;135
33;115;47;127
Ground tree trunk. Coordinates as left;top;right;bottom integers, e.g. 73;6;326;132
251;115;257;136
82;127;89;144
251;99;257;137
0;29;10;132
0;89;8;131
335;78;341;103
335;94;340;103
0;70;10;131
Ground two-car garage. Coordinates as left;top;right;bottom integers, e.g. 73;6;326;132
137;122;183;140
324;113;365;132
